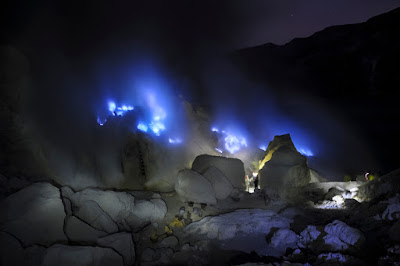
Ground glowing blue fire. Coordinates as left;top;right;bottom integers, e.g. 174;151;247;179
107;101;134;117
211;126;248;154
137;123;148;132
225;134;247;154
299;148;314;157
149;121;166;136
169;138;182;144
97;117;107;126
259;145;266;151
215;148;223;153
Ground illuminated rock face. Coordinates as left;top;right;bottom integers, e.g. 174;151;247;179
192;155;245;190
0;182;67;246
175;169;217;204
184;209;293;257
259;134;310;195
203;166;234;200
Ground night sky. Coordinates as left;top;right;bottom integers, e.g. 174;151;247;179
2;0;400;179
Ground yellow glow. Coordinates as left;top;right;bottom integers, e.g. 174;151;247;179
169;217;183;228
259;145;282;170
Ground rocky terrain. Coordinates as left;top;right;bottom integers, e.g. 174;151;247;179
1;6;400;266
1;132;400;265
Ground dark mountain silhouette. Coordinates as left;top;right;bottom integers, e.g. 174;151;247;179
231;7;400;174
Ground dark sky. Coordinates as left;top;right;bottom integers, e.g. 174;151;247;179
4;0;400;50
2;0;400;178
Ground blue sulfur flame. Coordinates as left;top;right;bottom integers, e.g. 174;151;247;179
215;148;223;153
97;117;107;126
137;123;148;132
259;145;266;151
169;138;182;144
298;148;314;157
224;134;248;154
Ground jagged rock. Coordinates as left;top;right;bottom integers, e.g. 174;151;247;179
65;216;107;243
126;199;168;229
0;182;67;246
266;228;298;257
175;169;217;204
298;225;321;248
159;236;179;248
184;209;292;256
97;232;135;266
258;135;310;196
74;200;119;234
322;220;365;252
42;244;123;266
380;194;400;220
192;155;245;190
357;169;400;201
203;166;234;200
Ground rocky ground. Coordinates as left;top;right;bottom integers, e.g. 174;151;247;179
1;168;400;266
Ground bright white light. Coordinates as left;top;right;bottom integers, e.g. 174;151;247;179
299;148;314;157
137;123;148;132
215;148;223;153
225;135;241;154
149;122;166;136
154;116;161;121
97;117;106;126
122;105;128;111
108;101;116;114
211;127;219;132
169;138;182;144
259;145;266;151
224;134;248;154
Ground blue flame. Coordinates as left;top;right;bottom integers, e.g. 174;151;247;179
169;138;182;144
108;101;116;114
211;127;219;132
215;148;223;153
259;145;266;151
137;123;148;132
299;148;314;157
97;117;107;126
224;134;247;154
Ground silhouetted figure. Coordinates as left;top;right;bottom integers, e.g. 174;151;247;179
253;172;259;190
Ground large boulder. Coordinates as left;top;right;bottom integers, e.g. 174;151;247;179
298;220;365;254
258;134;311;195
184;209;293;256
203;166;234;200
192;155;245;190
0;182;67;246
175;169;216;204
65;188;167;231
65;216;107;244
42;244;123;266
74;200;119;234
